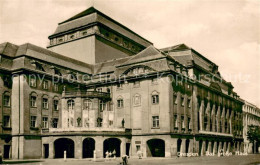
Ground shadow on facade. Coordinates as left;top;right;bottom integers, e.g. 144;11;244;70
54;138;74;158
146;139;165;157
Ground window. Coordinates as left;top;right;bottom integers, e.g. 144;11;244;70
152;116;160;128
97;88;102;92
42;117;48;128
3;94;10;107
152;78;158;85
3;116;10;127
174;115;178;128
53;100;59;111
30;96;37;107
188;117;191;130
54;68;62;76
35;63;45;72
67;100;75;110
181;97;185;106
54;83;59;92
152;95;159;104
117;83;123;89
133;81;140;88
188;99;191;108
43;80;48;89
181;116;185;129
136;145;141;152
97;118;102;127
30;116;37;128
109;120;113;126
83;99;92;110
30;78;36;87
84;118;89;127
42;98;49;109
174;95;178;104
52;118;58;128
99;100;106;111
133;94;141;106
117;99;124;108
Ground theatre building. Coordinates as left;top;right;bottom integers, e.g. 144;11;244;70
0;7;244;159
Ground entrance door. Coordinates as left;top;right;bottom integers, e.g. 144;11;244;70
126;143;130;156
3;145;10;159
43;144;49;158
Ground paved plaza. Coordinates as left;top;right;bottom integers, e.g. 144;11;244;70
2;154;260;165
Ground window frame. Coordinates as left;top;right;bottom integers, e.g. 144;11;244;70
42;80;48;90
3;115;11;127
42;117;48;129
152;94;159;104
30;116;37;128
3;93;11;107
30;77;37;87
152;116;160;128
30;95;37;108
53;99;59;111
67;99;75;110
117;98;124;108
42;97;49;109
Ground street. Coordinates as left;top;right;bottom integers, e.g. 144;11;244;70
2;155;260;165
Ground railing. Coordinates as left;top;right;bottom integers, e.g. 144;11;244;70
45;127;126;133
63;90;111;99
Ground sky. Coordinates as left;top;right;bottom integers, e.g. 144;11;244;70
0;0;259;107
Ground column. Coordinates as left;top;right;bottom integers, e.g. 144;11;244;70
180;139;186;154
75;136;82;159
208;141;212;154
218;142;222;153
206;102;211;131
171;138;178;156
165;138;171;157
120;138;126;157
213;141;218;155
199;100;205;131
188;139;194;154
223;142;227;152
227;142;231;153
95;137;104;158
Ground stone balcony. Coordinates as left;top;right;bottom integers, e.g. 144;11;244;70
199;130;233;137
41;127;130;134
62;90;111;100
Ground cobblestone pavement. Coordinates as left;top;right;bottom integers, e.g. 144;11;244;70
2;154;260;165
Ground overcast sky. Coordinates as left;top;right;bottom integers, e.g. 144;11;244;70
0;0;259;107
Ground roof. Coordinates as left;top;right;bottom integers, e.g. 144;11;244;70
49;7;152;47
119;45;165;66
0;42;93;73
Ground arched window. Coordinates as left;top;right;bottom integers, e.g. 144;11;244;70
117;96;124;108
151;91;159;104
83;99;92;110
30;92;37;107
3;92;11;107
67;100;75;110
133;94;141;106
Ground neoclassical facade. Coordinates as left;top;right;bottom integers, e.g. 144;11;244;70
242;100;260;154
0;7;245;159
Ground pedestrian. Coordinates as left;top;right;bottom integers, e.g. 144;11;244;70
122;155;128;165
113;149;116;159
137;150;142;159
105;150;109;160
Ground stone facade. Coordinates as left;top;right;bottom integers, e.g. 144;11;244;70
242;101;260;154
0;7;248;160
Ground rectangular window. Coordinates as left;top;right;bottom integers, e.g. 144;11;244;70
52;118;58;128
181;97;185;106
116;83;123;89
30;78;36;87
117;99;124;108
30;116;37;128
53;100;59;111
174;115;178;128
181;116;185;129
152;95;159;104
3;95;10;107
99;101;106;111
136;145;141;152
42;117;48;128
152;116;159;128
42;98;49;109
188;99;191;108
43;80;48;89
3;116;11;127
54;83;59;92
188;117;191;130
133;81;140;88
30;96;37;107
109;120;113;126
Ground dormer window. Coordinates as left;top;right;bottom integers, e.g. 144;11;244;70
82;31;87;36
69;35;75;39
54;68;62;76
31;61;45;72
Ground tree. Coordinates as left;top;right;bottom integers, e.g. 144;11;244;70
247;125;260;153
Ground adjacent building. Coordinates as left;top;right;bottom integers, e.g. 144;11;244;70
242;100;260;154
0;7;245;159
